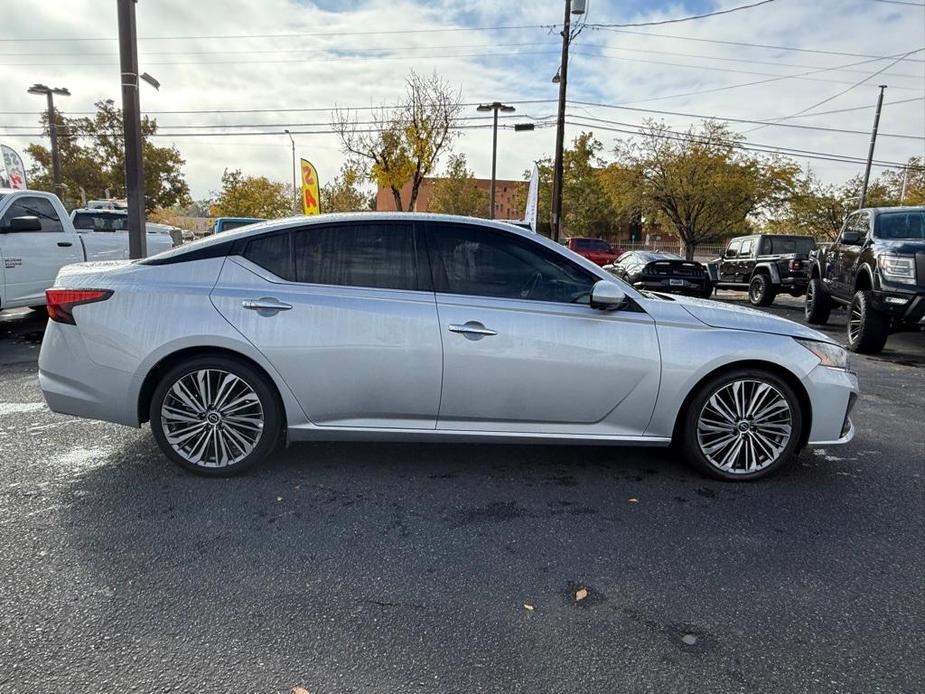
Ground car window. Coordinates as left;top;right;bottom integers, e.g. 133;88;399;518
1;196;64;232
765;236;815;254
852;212;870;237
573;238;611;252
876;211;925;240
243;232;293;280
726;240;741;258
426;223;595;304
294;222;420;291
73;211;129;232
740;239;753;256
617;252;635;267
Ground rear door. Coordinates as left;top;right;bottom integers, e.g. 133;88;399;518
211;221;443;429
0;195;83;306
423;222;660;436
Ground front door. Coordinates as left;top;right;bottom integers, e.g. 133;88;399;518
211;222;443;429
423;222;661;436
721;240;741;284
0;195;83;306
835;211;869;293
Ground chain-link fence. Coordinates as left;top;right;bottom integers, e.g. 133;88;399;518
616;240;725;261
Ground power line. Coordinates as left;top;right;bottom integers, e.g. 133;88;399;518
587;0;778;28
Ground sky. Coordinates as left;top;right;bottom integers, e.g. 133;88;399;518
1;0;923;202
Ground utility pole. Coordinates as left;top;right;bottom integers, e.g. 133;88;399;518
551;0;585;241
285;130;298;214
117;0;146;259
859;84;887;210
27;84;70;200
477;102;515;219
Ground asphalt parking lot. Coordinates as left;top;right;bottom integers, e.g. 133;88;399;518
1;295;923;693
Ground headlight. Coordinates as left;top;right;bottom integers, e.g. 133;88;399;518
878;254;916;285
796;338;849;370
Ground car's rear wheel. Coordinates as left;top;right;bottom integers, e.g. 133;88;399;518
846;290;889;354
748;274;776;306
680;369;803;481
150;356;283;476
804;277;831;325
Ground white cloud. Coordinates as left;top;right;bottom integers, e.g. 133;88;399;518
1;0;922;201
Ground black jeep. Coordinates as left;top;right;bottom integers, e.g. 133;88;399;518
805;206;925;354
707;234;814;306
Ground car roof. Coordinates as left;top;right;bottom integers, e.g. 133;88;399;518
73;207;126;214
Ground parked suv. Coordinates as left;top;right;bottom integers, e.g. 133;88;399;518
805;207;925;353
707;234;814;306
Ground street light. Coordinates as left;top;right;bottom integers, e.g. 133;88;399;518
27;83;70;199
551;0;586;242
477;101;516;219
284;129;298;215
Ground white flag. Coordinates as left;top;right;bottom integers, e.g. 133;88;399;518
522;163;539;232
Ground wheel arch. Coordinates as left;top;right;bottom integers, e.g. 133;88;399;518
671;359;812;450
853;264;875;292
137;345;288;427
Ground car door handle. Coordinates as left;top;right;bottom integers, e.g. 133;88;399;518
448;322;497;337
241;297;293;312
57;241;73;247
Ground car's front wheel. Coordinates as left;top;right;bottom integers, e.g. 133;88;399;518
748;273;777;306
680;369;803;481
150;355;283;476
847;290;890;354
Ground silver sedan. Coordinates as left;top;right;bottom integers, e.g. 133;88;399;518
38;214;858;480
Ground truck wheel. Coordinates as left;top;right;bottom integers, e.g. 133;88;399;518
847;290;890;354
748;274;776;307
804;277;831;325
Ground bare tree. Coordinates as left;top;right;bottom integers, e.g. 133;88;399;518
333;71;462;211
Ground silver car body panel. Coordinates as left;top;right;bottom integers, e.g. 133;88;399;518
38;213;858;451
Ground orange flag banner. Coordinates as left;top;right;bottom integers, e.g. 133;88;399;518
300;158;321;215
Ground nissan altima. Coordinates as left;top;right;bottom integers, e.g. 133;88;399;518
38;214;858;480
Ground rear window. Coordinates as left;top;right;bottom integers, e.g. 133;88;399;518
221;219;260;232
73;211;129;232
764;236;815;254
244;233;292;280
876;211;925;240
573;238;611;252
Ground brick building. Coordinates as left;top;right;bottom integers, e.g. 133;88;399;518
376;178;526;219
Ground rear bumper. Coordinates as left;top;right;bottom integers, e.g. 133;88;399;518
804;366;859;446
633;276;709;292
38;321;139;427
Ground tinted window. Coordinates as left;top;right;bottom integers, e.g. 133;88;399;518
1;196;63;232
726;241;741;258
221;219;261;232
764;236;815;254
876;211;924;240
243;233;293;280
638;251;682;262
427;224;595;304
294;222;419;291
573;238;611;252
73;211;129;232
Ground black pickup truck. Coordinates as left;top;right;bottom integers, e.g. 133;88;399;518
805;206;925;354
706;234;814;306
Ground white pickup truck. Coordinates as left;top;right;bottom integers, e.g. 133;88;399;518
0;188;174;310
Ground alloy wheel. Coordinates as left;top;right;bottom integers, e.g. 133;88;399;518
696;379;792;475
160;368;264;468
848;299;863;344
805;282;814;317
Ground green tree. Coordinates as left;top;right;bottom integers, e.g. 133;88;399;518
320;162;373;213
428;153;490;217
334;70;462;211
210;169;292;219
25;99;190;212
613;120;798;259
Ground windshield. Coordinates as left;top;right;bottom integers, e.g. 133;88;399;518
876;211;925;240
764;236;815;254
573;238;611;252
73;211;129;232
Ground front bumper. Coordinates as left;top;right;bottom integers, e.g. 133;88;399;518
804;365;859;446
872;288;925;324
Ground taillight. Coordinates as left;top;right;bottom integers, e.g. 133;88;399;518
790;259;803;271
45;288;113;325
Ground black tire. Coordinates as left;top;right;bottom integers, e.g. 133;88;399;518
679;368;803;481
150;355;283;476
28;305;47;313
700;283;715;299
847;290;890;354
748;273;777;306
804;277;832;325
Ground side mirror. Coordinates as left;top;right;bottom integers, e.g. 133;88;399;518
1;215;43;232
840;230;861;245
590;280;626;310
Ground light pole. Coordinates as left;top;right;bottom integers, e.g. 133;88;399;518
859;84;887;209
551;0;585;241
284;129;298;215
117;0;147;259
27;84;70;200
477;102;516;219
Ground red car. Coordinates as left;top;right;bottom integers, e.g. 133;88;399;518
565;237;621;266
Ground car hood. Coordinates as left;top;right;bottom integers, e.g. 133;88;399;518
873;239;925;255
669;294;831;341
